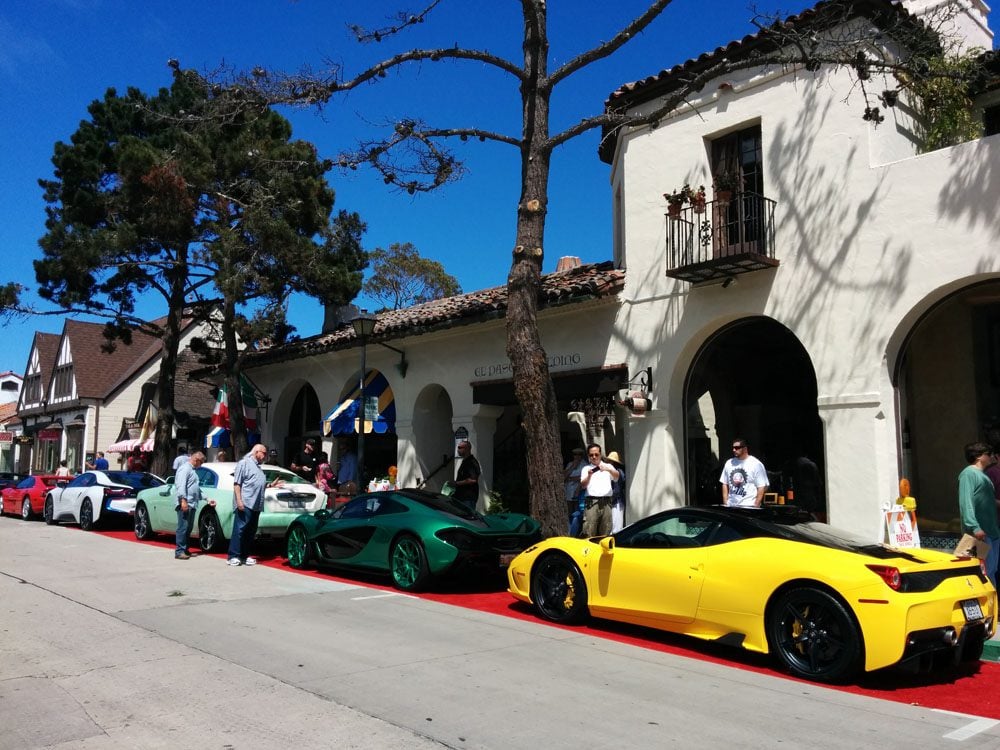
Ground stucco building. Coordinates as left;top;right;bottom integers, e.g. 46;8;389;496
235;0;998;540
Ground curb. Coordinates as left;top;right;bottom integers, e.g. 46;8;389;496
983;639;1000;663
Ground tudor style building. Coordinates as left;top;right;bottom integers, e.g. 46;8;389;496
16;318;214;473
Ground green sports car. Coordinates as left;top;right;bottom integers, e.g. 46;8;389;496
285;489;543;591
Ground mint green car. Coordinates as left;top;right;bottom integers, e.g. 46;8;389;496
133;462;327;552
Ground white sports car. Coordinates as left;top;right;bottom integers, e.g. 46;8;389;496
44;470;165;530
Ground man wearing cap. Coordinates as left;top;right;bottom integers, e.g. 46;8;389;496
290;438;319;483
580;443;619;537
607;451;627;533
564;447;587;535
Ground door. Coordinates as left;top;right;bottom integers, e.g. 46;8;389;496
711;125;764;258
591;511;715;624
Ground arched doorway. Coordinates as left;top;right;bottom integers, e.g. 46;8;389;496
685;318;826;516
324;369;398;487
412;384;454;492
284;383;321;466
893;281;1000;526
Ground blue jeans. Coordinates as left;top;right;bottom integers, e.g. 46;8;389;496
988;536;1000;589
228;507;260;561
176;505;196;556
568;500;584;537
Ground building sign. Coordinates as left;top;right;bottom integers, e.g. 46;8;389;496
363;395;379;421
474;352;582;379
0;431;12;445
38;429;62;442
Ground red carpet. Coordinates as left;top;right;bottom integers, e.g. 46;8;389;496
93;527;1000;718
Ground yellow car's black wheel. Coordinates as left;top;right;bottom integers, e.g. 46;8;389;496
531;553;588;624
767;587;862;683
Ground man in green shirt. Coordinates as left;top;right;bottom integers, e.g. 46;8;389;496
958;441;999;587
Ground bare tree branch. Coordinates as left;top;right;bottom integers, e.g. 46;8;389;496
549;0;675;87
349;0;443;43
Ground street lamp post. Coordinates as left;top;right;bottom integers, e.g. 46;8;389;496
351;313;377;494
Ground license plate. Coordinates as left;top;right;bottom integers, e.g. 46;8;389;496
283;500;306;509
961;598;984;622
499;552;518;567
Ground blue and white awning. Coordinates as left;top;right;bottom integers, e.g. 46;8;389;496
204;427;260;449
323;370;396;436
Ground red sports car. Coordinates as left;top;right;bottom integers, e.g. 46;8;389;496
1;475;66;521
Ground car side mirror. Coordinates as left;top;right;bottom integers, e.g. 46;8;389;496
600;536;615;555
314;509;331;521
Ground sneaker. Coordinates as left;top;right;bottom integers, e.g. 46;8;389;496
243;557;257;566
175;552;191;560
227;558;242;566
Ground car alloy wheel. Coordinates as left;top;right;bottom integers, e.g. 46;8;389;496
390;534;430;592
199;510;223;553
79;499;95;531
531;552;589;624
44;496;56;525
286;525;312;569
21;498;32;521
134;503;153;540
767;586;862;683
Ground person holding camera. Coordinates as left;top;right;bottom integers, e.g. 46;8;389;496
579;443;619;537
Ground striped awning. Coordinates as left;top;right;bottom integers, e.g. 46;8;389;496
107;438;140;454
323;370;396;436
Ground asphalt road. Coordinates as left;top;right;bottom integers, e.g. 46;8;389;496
2;517;1000;749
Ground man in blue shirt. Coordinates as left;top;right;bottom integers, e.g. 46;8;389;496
228;444;283;567
174;451;212;560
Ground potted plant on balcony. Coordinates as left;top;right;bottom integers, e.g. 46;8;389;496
664;188;687;219
712;171;739;203
688;184;707;213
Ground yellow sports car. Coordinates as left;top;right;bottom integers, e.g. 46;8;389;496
508;505;996;683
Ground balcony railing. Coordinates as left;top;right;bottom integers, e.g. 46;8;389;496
665;191;778;285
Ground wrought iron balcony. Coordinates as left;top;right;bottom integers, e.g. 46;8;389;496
665;191;778;285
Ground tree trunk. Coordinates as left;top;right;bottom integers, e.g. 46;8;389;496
506;3;565;537
150;264;186;478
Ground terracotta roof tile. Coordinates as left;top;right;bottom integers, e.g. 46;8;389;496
0;401;18;423
247;260;625;367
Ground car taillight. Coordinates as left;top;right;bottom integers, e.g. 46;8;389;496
435;528;480;550
866;564;902;591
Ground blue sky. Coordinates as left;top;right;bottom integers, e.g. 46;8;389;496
0;0;818;374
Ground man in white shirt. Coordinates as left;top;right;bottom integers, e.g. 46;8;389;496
720;438;769;507
580;444;620;536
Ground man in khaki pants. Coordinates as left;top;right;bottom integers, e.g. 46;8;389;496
579;444;619;537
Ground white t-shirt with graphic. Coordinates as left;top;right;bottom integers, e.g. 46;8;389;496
719;455;768;507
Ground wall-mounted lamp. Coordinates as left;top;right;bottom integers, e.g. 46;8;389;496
618;366;653;416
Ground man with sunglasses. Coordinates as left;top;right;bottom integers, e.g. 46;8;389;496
720;438;768;507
